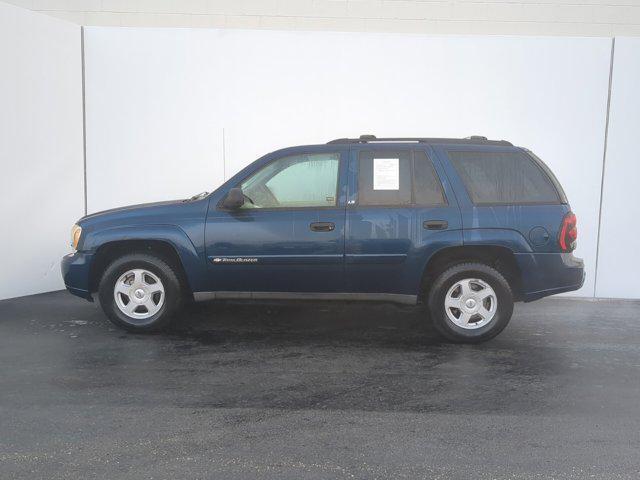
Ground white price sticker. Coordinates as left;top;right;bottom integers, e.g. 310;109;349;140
373;158;399;190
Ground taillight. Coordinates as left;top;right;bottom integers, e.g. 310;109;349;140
559;212;577;252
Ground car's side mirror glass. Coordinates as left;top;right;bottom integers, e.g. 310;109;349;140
222;187;245;209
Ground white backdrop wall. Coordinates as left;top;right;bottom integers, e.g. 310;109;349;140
85;27;612;297
0;2;83;300
595;37;640;299
84;28;226;213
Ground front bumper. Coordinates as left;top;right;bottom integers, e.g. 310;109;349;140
61;251;94;301
516;252;585;302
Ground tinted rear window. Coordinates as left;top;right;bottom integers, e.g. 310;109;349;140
527;150;568;203
448;150;560;205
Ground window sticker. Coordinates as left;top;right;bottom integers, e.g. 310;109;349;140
373;158;399;190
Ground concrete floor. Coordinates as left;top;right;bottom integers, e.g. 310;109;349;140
1;292;639;479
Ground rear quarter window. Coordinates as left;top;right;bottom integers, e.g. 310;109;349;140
448;150;561;205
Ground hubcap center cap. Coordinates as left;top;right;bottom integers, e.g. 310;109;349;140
465;298;477;309
134;288;145;299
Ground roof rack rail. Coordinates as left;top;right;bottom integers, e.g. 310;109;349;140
327;134;512;146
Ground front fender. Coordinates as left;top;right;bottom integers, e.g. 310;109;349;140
83;224;207;291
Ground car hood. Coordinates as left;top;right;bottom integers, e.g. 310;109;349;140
80;199;184;222
76;198;211;233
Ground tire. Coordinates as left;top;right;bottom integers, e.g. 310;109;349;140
98;253;183;332
427;262;514;343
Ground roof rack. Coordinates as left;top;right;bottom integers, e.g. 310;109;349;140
327;134;512;146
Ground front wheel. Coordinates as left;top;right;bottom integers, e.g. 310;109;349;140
98;253;183;332
427;262;514;343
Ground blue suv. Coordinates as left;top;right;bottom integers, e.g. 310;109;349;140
61;135;584;343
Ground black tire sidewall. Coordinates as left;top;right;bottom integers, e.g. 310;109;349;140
428;263;514;343
98;254;181;332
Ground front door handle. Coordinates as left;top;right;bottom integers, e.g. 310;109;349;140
310;222;335;232
423;220;448;230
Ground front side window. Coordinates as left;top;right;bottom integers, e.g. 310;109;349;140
448;150;560;205
240;153;339;209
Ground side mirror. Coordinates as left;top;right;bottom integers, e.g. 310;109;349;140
222;187;245;209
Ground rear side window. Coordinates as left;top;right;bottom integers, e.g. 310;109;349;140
448;150;560;205
414;151;446;205
358;150;446;206
358;150;412;206
527;150;568;203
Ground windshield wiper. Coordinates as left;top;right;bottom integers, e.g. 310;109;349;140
185;191;209;202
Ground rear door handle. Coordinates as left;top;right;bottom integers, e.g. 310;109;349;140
423;220;448;230
310;222;335;232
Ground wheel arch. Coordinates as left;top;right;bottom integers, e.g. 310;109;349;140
420;245;523;301
86;226;202;295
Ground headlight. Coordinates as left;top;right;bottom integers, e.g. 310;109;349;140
71;224;82;250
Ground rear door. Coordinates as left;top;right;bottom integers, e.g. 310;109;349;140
344;145;462;298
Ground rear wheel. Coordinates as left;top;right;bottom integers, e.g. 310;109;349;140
427;262;514;343
98;253;183;332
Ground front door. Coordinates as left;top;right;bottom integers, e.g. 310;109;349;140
204;148;348;294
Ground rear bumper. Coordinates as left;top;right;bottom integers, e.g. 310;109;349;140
515;252;585;302
61;251;93;301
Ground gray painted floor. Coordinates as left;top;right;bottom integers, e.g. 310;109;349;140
1;292;639;479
